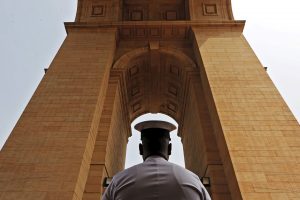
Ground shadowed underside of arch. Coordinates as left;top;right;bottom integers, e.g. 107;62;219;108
112;47;198;124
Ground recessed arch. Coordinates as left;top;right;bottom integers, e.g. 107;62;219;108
112;48;199;124
113;46;197;69
113;47;149;69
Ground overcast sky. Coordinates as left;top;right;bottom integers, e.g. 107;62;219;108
0;0;299;167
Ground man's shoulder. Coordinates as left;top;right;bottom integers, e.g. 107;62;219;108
112;163;142;182
112;160;200;185
168;162;201;180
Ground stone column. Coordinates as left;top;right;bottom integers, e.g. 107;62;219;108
193;27;300;200
83;72;130;200
181;74;232;199
0;28;116;200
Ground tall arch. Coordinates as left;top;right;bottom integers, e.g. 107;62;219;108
81;44;231;199
111;46;198;125
112;46;197;69
2;1;299;200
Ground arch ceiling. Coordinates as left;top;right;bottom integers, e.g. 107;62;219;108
112;49;198;123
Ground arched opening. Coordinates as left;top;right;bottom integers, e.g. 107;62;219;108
112;45;198;171
125;113;185;168
112;47;197;124
96;46;233;199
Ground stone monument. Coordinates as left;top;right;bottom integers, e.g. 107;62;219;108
0;0;299;199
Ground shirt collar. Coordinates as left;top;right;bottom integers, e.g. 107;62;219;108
145;155;167;162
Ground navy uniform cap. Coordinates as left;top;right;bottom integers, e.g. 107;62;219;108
134;120;176;140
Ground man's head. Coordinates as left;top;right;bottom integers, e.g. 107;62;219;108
134;121;176;161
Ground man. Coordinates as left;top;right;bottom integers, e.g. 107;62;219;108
102;120;211;200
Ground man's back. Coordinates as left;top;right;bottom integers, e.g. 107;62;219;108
103;156;211;200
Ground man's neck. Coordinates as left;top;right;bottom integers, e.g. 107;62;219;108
144;153;168;161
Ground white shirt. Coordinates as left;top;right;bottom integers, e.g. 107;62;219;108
102;156;211;200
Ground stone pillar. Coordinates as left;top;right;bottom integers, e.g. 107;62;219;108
0;28;116;200
83;73;130;200
182;74;232;199
193;27;300;200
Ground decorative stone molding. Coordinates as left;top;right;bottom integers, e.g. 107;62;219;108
203;3;218;16
91;5;106;17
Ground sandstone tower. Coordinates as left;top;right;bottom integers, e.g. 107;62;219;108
1;0;299;199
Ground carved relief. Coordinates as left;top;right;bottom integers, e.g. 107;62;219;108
203;3;218;16
131;10;143;21
123;0;187;21
76;0;235;22
168;84;178;97
123;4;149;21
119;26;189;40
135;28;147;38
149;28;161;37
167;101;178;113
129;65;139;77
131;86;140;97
132;102;142;112
169;64;180;77
188;0;233;20
166;11;177;20
163;27;188;40
120;27;133;39
76;0;120;22
91;5;106;17
123;51;194;121
159;3;186;20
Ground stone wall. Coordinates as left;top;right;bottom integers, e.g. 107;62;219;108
193;27;300;200
0;29;116;200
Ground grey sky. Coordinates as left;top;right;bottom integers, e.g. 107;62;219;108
0;0;299;167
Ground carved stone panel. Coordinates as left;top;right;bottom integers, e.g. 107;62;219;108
188;0;234;20
123;0;187;21
77;0;121;22
119;25;189;41
203;3;218;16
75;0;235;22
123;51;194;122
123;4;149;21
91;5;106;17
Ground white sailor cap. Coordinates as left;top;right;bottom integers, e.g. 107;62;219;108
134;120;176;139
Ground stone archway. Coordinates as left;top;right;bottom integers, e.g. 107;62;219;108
82;46;233;199
2;1;299;200
112;46;197;123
